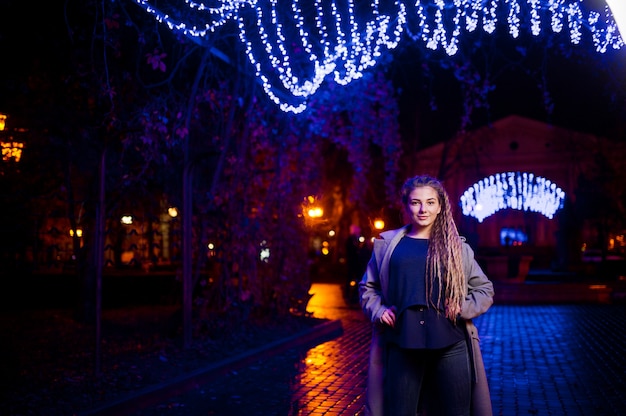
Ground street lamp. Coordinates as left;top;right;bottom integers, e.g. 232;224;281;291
307;206;323;218
303;195;325;223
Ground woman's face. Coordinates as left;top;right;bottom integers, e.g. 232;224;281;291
406;186;441;236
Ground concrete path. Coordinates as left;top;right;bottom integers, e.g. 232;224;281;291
128;283;626;415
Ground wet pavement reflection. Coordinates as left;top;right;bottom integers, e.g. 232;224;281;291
476;303;626;415
289;283;369;415
306;282;358;321
135;283;626;416
136;283;369;416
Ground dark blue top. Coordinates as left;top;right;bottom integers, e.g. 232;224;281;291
386;236;464;349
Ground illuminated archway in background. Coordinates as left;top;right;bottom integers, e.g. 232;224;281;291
460;172;565;223
132;0;624;113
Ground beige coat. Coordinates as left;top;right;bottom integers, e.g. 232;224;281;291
359;225;494;416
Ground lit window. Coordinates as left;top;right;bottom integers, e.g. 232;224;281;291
1;141;24;162
500;228;528;246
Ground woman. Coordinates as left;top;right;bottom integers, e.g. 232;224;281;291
359;175;494;416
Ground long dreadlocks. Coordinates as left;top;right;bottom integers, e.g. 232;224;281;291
401;175;465;320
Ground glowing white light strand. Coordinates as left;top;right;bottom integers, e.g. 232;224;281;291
233;0;404;111
607;0;626;40
485;0;498;34
508;0;521;38
132;0;624;113
549;0;565;34
460;172;566;222
529;0;541;35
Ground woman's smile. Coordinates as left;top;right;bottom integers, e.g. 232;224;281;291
406;186;442;237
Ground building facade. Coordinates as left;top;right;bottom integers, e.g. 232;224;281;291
410;115;626;276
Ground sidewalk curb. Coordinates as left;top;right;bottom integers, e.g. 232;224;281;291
79;319;343;416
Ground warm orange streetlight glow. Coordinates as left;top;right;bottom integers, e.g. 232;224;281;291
374;219;385;230
168;207;178;218
307;207;323;218
0;114;6;131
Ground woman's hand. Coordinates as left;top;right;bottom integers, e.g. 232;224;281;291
380;306;397;328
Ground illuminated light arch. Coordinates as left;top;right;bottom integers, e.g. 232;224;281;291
460;172;566;223
132;1;624;113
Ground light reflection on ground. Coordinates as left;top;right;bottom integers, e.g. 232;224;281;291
306;282;353;320
289;283;369;415
141;281;626;415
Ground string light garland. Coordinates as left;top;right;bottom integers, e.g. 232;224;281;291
607;0;626;40
460;172;566;223
132;0;624;113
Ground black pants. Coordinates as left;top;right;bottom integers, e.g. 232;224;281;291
384;340;471;416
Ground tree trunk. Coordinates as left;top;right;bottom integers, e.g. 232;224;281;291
94;149;106;376
182;161;193;348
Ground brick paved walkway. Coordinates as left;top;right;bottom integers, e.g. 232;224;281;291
110;283;626;415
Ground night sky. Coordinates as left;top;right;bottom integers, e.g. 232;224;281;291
389;28;626;150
